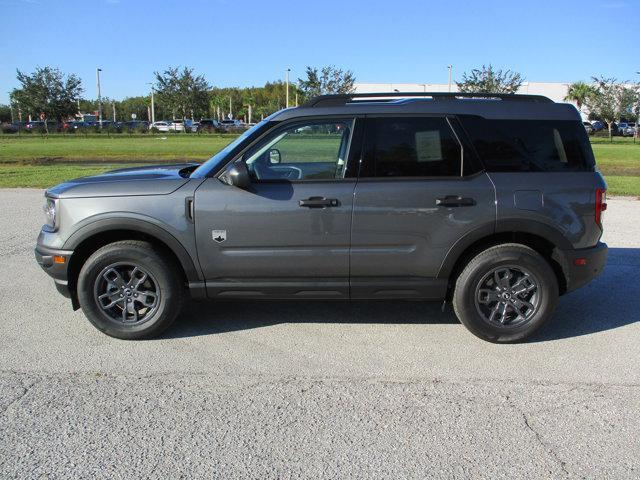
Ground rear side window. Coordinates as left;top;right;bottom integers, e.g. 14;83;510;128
361;117;462;177
460;116;594;172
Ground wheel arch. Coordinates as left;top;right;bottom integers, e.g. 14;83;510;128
438;221;571;299
64;218;202;307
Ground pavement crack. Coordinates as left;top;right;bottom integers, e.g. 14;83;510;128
0;379;39;416
521;410;570;476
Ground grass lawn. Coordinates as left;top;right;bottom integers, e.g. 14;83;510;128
0;133;638;195
0;134;235;163
0;164;140;188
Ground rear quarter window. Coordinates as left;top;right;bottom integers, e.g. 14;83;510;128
459;116;595;172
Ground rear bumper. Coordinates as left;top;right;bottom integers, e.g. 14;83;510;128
558;242;608;294
34;245;74;299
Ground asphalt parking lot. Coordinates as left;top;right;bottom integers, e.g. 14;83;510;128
0;188;638;479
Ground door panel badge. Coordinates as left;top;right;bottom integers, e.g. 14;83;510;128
212;230;227;243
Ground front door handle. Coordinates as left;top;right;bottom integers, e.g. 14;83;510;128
299;197;340;208
436;195;476;207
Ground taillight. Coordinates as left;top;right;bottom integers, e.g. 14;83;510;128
595;188;607;227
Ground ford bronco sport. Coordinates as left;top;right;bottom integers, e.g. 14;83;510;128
35;92;608;342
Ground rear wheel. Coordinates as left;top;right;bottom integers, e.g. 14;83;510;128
452;244;559;343
77;240;183;340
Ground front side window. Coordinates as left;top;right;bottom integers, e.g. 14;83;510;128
361;117;462;178
244;120;354;181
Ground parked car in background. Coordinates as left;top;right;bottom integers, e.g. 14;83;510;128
25;121;58;131
2;121;26;133
150;121;171;132
197;119;219;132
63;121;87;131
220;119;242;130
190;122;200;133
582;121;593;135
621;122;637;137
169;120;186;132
119;121;149;132
590;120;605;132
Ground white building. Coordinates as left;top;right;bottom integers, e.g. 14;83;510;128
354;82;586;119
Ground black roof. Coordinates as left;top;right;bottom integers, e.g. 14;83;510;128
273;92;580;121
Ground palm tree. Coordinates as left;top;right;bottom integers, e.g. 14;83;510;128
564;81;595;112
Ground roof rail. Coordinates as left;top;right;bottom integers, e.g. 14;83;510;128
302;92;553;107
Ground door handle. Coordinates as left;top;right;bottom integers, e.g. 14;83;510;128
436;195;476;207
299;197;340;208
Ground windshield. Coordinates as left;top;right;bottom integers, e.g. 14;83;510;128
191;116;274;178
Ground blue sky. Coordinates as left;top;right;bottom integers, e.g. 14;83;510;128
1;0;638;103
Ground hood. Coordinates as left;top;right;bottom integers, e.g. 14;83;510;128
46;163;200;199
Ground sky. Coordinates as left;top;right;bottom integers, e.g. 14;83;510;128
1;0;639;103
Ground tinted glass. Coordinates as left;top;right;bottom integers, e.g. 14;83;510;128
244;120;353;181
460;117;594;172
362;117;462;177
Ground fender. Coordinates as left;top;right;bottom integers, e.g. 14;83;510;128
63;215;202;282
437;218;572;279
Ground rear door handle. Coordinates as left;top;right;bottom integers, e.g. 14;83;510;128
436;195;476;207
299;197;340;208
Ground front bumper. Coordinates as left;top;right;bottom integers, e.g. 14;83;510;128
559;242;608;294
34;245;74;299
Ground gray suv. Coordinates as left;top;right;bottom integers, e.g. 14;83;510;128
35;92;608;342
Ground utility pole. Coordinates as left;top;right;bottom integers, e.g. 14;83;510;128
96;68;103;128
150;87;155;123
447;65;453;92
285;68;291;108
229;96;232;118
636;72;640;140
112;102;116;122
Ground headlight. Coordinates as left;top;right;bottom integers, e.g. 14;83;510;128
43;197;59;231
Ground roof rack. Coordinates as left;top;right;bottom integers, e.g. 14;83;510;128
302;92;553;108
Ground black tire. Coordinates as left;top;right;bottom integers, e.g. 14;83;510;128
452;243;558;343
77;240;184;340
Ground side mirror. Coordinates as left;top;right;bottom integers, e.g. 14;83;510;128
268;148;281;164
220;160;251;189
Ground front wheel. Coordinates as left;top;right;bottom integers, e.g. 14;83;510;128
452;244;559;343
77;240;184;339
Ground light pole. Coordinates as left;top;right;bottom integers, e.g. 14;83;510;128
96;68;103;128
147;83;155;124
447;65;453;92
285;68;291;108
636;72;640;139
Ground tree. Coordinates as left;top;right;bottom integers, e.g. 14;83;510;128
585;76;638;139
564;81;595;112
10;66;83;122
117;96;154;122
457;64;523;94
0;104;11;123
297;66;355;100
153;67;209;121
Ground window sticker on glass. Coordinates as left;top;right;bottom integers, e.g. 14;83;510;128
415;130;443;162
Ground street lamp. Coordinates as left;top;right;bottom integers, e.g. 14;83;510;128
447;65;453;92
96;68;103;128
147;82;155;124
635;72;640;139
285;68;291;108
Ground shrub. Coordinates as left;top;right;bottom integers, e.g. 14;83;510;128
135;124;148;134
